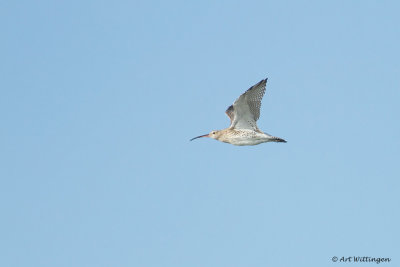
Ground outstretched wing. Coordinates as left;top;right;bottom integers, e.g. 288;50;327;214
225;78;267;130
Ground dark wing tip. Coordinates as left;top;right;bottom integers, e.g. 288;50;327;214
225;104;235;122
246;78;267;93
226;104;234;114
261;78;268;87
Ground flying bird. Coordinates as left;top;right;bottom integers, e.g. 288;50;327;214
190;78;286;146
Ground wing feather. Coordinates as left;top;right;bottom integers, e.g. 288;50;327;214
225;78;267;130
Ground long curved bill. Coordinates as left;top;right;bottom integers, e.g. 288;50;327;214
190;134;209;141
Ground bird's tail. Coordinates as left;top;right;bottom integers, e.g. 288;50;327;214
270;136;287;143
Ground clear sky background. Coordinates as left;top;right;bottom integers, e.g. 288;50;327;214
1;1;399;266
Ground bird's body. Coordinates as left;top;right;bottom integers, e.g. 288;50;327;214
209;128;285;146
191;78;286;146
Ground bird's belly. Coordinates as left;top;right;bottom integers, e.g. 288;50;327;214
225;135;268;146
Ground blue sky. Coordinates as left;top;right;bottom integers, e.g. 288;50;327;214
1;1;399;266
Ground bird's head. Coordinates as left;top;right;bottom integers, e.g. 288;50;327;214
190;130;221;141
